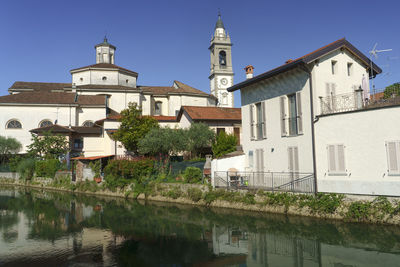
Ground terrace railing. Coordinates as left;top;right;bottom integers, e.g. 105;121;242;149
320;87;400;115
214;171;315;194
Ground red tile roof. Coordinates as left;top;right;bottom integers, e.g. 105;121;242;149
229;38;382;92
140;80;214;98
9;81;72;92
30;124;102;134
0;92;106;105
179;106;241;121
70;63;138;75
151;115;177;122
72;155;114;160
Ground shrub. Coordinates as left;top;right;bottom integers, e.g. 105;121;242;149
17;158;36;180
104;174;129;191
183;167;202;183
76;180;98;192
104;158;155;183
187;187;203;202
241;192;256;205
212;131;237;158
346;201;373;221
35;159;60;178
167;186;183;199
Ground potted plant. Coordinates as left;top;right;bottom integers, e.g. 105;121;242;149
89;160;102;183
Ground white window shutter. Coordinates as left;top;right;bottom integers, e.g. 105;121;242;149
325;83;331;97
327;145;336;172
249;104;255;140
386;141;399;174
260;149;264;172
261;101;267;139
293;147;299;172
337;144;345;172
296;92;303;134
280;96;286;136
288;147;294;172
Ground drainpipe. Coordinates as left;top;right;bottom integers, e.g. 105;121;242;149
299;63;318;194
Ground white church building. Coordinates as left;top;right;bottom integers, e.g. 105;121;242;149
212;38;400;196
0;14;241;158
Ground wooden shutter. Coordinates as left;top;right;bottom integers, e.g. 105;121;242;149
327;145;336;172
249;104;255;140
386;141;399;174
337;144;345;172
296;92;303;134
261;101;267;139
280;96;286;136
260;149;264;172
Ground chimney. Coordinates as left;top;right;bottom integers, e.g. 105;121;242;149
244;65;254;79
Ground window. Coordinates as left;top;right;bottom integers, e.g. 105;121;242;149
80;77;83;81
331;60;338;75
222;92;228;105
82;120;94;127
154;101;162;115
102;76;107;81
281;92;303;136
288;146;299;173
248;150;254;168
347;63;353;76
6;119;22;129
217;128;225;135
73;138;83;149
327;144;346;174
219;51;226;66
126;79;129;84
250;102;266;140
386;141;400;175
39;120;53;128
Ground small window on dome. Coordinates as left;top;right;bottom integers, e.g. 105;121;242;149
102;76;107;81
80;77;83;81
126;79;129;84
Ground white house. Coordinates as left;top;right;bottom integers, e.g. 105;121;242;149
212;38;400;196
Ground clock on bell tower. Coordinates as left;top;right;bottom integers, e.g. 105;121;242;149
209;12;234;108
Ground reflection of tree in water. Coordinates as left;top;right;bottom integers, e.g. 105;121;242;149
2;230;18;243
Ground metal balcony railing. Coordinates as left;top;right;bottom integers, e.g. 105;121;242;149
214;171;315;193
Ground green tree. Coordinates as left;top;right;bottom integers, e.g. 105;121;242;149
138;127;187;158
27;131;69;159
212;131;237;158
0;136;22;164
186;123;215;158
113;102;159;153
383;82;400;99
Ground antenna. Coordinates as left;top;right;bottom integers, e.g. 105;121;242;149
368;43;392;93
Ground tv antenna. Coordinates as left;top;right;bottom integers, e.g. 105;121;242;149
368;43;392;92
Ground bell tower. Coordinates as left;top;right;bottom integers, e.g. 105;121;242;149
209;12;234;107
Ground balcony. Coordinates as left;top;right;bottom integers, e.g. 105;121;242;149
319;87;400;115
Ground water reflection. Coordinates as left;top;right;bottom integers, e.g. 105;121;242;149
1;187;400;267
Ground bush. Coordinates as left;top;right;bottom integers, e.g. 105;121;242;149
35;159;60;178
167;186;183;199
346;201;373;221
212;131;237;158
17;158;36;180
104;174;129;191
183;167;202;183
187;187;203;202
104;158;155;183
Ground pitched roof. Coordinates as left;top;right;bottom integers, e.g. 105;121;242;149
30;124;102;134
9;81;72;92
72;155;114;160
178;106;241;121
76;84;139;91
0;92;106;105
228;38;382;92
70;63;138;75
151;115;177;122
140;80;213;98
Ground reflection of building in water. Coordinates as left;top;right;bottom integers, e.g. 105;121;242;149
212;225;320;266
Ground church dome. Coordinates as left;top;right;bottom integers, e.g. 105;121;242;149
215;14;225;29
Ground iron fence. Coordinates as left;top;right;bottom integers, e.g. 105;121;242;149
214;171;315;193
320;87;400;115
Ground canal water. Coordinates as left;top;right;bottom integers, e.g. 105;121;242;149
0;187;400;267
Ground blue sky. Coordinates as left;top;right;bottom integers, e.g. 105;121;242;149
0;0;398;107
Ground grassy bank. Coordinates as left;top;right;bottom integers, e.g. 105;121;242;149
1;177;400;225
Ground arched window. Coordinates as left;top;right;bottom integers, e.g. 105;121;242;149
219;51;226;66
82;120;94;127
102;76;107;81
222;92;228;105
39;120;53;128
6;119;22;129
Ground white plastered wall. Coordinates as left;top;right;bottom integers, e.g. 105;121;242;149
315;106;400;196
240;69;314;173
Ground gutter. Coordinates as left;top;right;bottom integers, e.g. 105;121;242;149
299;63;318;194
